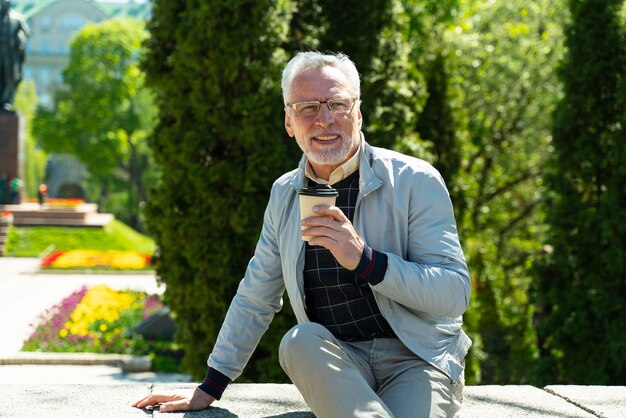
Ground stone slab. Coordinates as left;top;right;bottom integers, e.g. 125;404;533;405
1;383;609;418
0;383;313;418
462;385;596;417
545;385;626;418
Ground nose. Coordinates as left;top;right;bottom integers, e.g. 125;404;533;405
315;104;334;126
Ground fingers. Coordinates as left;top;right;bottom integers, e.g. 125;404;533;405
301;206;364;270
133;389;215;412
310;205;348;221
133;393;185;409
301;206;348;232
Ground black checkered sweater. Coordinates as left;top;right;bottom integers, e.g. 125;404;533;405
304;170;396;341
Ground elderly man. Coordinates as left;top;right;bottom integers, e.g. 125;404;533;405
134;51;471;418
0;0;29;110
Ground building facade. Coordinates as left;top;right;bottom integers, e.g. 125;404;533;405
16;0;150;107
12;0;150;197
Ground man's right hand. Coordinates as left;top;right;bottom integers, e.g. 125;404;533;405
132;387;216;412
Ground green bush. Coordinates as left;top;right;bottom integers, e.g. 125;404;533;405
535;0;626;385
141;0;300;382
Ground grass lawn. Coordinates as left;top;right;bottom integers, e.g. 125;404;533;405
5;220;156;257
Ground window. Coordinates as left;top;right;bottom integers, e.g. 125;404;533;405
40;67;50;84
23;67;33;81
41;16;51;31
58;13;86;32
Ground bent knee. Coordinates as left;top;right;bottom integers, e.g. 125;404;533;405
279;322;330;365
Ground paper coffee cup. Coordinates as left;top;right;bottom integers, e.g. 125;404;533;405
299;185;339;241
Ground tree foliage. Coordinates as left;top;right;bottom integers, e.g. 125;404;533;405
535;0;626;385
33;18;156;228
142;0;300;382
449;0;566;384
14;81;46;198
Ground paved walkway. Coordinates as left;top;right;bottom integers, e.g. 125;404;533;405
0;257;164;354
0;257;188;384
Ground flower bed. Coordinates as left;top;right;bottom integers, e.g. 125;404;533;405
1;210;13;223
41;249;152;270
23;284;167;356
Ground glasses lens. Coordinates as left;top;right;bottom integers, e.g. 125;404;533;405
328;98;353;113
294;102;321;116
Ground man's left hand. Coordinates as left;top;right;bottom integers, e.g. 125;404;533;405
301;205;365;270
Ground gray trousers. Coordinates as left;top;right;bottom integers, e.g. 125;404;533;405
279;322;463;418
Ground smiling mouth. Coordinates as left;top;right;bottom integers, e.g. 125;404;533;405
313;134;339;141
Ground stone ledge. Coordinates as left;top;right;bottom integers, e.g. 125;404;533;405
545;385;626;418
2;383;624;418
0;352;151;373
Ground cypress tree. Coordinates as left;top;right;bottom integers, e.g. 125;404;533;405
141;0;300;381
536;0;626;384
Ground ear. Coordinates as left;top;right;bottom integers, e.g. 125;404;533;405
284;109;295;138
356;107;363;130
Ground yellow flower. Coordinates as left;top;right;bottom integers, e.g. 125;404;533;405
59;329;68;338
65;284;139;336
50;250;150;269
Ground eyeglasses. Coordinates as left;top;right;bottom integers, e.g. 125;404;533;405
286;97;358;117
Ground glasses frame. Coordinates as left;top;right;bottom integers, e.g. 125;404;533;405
286;97;359;118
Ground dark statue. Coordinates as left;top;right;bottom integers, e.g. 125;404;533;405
0;0;29;111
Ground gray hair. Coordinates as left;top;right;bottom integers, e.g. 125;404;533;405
281;51;361;105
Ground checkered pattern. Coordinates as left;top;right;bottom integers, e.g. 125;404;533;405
304;171;395;342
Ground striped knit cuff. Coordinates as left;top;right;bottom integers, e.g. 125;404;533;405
198;367;231;400
353;245;388;285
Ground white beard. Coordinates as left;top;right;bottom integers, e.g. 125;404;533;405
305;136;356;166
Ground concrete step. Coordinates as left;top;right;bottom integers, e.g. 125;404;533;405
0;352;151;373
11;213;114;227
1;203;114;227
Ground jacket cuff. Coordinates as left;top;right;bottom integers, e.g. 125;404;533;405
353;245;388;285
198;367;232;400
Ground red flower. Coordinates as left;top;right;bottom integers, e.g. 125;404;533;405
41;250;66;268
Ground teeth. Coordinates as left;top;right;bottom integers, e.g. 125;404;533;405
315;135;338;140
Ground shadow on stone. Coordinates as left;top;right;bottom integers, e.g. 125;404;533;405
266;412;315;418
180;407;238;417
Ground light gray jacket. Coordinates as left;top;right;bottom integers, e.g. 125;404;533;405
208;140;471;382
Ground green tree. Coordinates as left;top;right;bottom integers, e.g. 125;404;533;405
14;81;46;199
33;18;156;229
448;0;565;384
535;0;626;385
142;0;300;382
406;0;466;205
